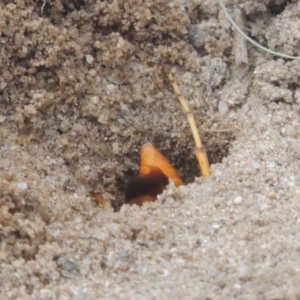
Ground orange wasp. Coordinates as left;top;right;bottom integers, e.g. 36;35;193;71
125;143;183;206
91;143;183;207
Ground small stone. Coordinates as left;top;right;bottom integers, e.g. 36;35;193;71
212;223;220;230
0;115;6;123
119;204;127;214
86;54;94;64
112;142;119;154
88;69;97;77
24;104;37;115
218;100;229;114
233;283;242;290
59;135;69;146
32;93;43;99
7;234;16;244
93;40;101;49
17;182;28;191
91;95;99;104
107;74;125;85
267;191;277;200
0;81;7;90
233;196;243;205
110;124;119;133
187;25;207;49
59;259;77;272
118;250;130;262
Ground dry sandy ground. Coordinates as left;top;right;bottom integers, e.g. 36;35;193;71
1;0;300;299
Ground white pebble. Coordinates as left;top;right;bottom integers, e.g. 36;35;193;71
112;142;119;154
212;223;220;229
0;81;7;90
24;104;37;115
218;100;229;114
53;229;61;237
86;54;94;64
233;196;243;205
91;95;99;104
17;182;28;191
32;93;43;99
233;283;242;290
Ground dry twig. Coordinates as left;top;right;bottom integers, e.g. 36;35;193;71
233;8;248;67
163;66;210;179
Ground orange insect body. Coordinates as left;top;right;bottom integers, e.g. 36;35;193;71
91;143;183;207
139;143;183;187
126;143;183;206
90;191;107;207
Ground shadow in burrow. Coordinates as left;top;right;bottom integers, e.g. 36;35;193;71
109;129;235;211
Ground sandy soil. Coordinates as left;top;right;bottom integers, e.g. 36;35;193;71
1;0;300;299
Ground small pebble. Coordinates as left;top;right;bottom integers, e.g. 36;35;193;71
233;196;243;205
63;260;77;272
0;81;7;90
118;250;130;262
112;142;119;154
17;182;28;191
187;25;207;49
218;100;229;114
24;104;37;115
267;191;277;200
233;283;242;290
91;96;99;104
86;54;94;64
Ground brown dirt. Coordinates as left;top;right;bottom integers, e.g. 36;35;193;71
1;0;300;299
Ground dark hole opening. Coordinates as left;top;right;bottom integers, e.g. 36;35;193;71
111;130;235;211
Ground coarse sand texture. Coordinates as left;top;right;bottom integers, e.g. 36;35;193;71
1;0;300;299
